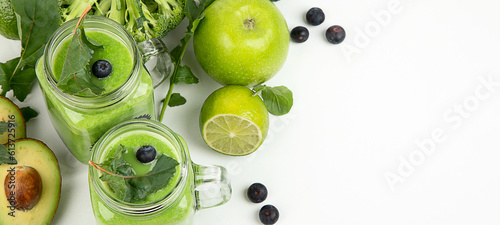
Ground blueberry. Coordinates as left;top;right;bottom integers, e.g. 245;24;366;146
247;183;268;203
136;145;156;163
290;26;309;43
92;59;112;78
306;7;325;26
325;25;346;44
259;205;279;225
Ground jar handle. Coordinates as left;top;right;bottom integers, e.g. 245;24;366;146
137;38;174;88
193;163;232;210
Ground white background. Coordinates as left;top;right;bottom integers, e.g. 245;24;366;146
1;0;500;224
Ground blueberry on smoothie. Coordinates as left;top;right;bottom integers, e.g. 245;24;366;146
247;183;268;203
92;59;112;78
136;145;157;163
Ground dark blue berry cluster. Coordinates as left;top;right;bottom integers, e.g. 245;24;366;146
247;183;279;224
290;7;346;44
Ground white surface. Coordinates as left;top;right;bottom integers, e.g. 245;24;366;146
2;0;500;224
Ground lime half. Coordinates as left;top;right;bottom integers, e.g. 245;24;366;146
200;85;269;156
203;114;263;155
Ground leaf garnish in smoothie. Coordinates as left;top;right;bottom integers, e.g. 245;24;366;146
57;5;105;96
89;145;179;202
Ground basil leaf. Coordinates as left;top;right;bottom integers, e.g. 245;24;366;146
254;85;293;116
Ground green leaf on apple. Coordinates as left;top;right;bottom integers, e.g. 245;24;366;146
253;85;293;116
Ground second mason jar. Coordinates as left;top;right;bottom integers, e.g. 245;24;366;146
36;16;158;163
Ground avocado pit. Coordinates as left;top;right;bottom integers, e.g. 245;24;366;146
4;166;43;211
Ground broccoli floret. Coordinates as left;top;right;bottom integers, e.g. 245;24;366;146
58;0;186;42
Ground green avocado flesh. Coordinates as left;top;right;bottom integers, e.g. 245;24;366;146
0;139;61;225
0;97;25;145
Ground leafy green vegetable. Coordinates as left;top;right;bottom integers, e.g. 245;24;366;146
0;0;60;101
253;85;293;116
57;7;105;96
167;93;187;107
159;0;216;121
0;144;17;165
0;121;18;135
90;145;179;202
59;0;186;42
20;106;38;122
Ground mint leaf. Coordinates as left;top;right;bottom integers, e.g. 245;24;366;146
92;145;179;202
168;93;187;107
57;8;105;96
173;66;199;85
0;0;60;101
254;85;293;116
0;145;17;165
20;107;38;122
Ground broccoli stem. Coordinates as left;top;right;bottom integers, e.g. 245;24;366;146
107;0;125;24
63;0;97;21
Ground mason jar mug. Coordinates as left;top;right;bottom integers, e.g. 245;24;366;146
35;16;171;163
88;119;231;225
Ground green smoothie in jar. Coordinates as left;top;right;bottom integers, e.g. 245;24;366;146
89;120;232;225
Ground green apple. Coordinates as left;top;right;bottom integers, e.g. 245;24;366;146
193;0;289;87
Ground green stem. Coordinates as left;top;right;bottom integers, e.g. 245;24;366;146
158;34;192;121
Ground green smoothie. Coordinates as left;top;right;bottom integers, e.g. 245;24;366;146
90;129;195;225
36;22;155;164
52;31;132;95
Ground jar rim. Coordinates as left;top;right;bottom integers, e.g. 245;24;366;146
89;119;189;216
42;15;141;109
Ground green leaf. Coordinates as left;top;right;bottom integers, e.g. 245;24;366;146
0;121;19;135
0;58;20;94
168;93;187;107
20;107;38;122
254;85;293;116
12;0;61;68
57;13;105;96
11;66;36;101
173;66;199;85
0;144;17;165
160;0;215;120
0;0;60;101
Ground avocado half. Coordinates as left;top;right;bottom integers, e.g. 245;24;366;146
0;139;61;225
0;96;26;145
